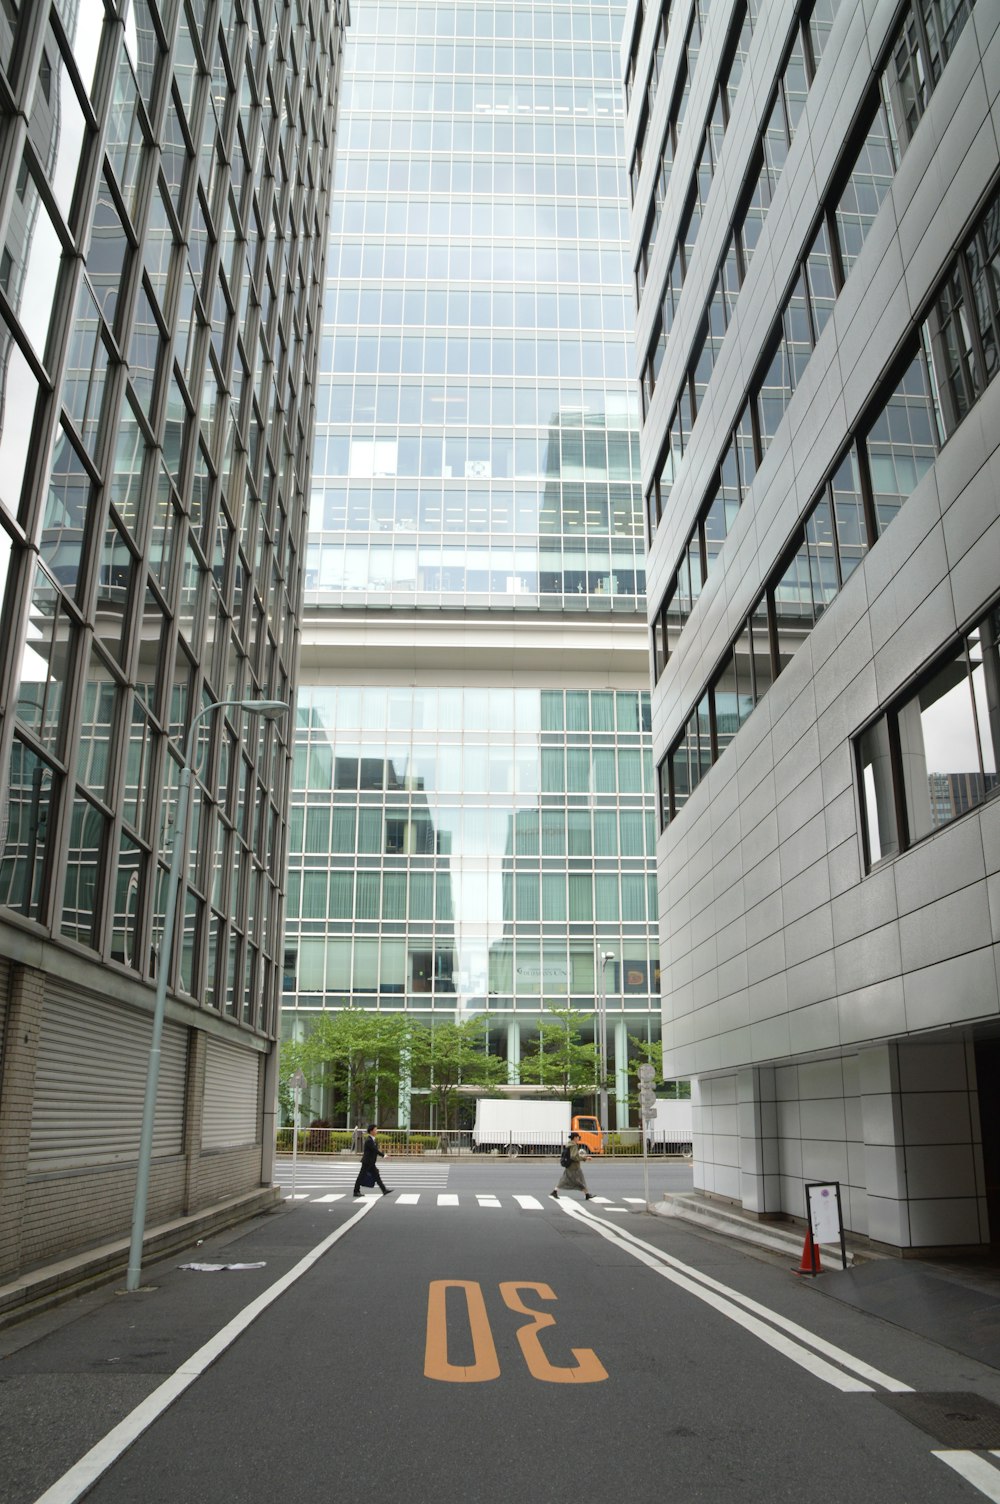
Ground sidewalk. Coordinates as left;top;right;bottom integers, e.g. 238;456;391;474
0;1186;279;1329
655;1189;1000;1371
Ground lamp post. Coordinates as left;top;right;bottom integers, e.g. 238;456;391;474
596;947;615;1130
125;696;288;1292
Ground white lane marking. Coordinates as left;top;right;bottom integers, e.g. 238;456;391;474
32;1199;378;1504
935;1452;1000;1500
397;1194;420;1205
314;1194;345;1204
514;1195;543;1210
623;1197;646;1204
558;1201;901;1395
287;1194;310;1201
589;1196;612;1204
437;1194;459;1206
605;1206;629;1212
572;1203;911;1393
476;1196;502;1207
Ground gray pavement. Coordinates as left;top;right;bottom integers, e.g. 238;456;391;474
3;1158;1000;1503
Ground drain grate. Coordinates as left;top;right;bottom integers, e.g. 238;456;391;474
876;1392;1000;1449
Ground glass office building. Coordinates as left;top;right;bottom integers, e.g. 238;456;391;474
286;0;660;1128
0;0;346;1286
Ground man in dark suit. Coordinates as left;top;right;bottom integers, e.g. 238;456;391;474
353;1124;393;1198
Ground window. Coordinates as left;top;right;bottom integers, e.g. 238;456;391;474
881;0;975;154
862;343;940;534
858;606;1000;864
833;97;896;279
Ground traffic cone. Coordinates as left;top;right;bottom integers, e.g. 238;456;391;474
794;1228;823;1276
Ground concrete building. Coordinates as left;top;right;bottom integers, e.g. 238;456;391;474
284;0;662;1130
631;0;1000;1249
0;0;346;1289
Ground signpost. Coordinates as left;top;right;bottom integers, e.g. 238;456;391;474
289;1068;307;1199
638;1064;656;1211
805;1181;847;1270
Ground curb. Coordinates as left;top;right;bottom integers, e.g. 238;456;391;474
0;1186;281;1329
650;1192;859;1266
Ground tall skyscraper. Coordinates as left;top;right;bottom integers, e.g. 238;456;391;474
286;0;661;1129
0;0;346;1288
635;0;1000;1249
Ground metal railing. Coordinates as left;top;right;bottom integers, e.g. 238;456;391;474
274;1126;692;1158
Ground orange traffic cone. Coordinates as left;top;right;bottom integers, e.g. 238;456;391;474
794;1228;823;1276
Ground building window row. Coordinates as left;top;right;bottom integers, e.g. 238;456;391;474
634;0;725;303
645;0;978;554
625;0;649;111
288;867;659;930
640;0;838;406
858;601;999;866
285;934;661;1000
655;168;1000;828
338;76;623;126
628;0;677;202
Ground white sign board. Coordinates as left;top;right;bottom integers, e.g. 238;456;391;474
807;1183;841;1245
289;1069;307;1091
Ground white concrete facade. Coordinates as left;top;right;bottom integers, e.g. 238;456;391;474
630;0;1000;1249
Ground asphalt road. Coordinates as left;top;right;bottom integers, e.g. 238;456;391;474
4;1158;1000;1503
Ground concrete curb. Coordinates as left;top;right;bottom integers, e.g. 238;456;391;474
650;1191;858;1266
0;1185;281;1328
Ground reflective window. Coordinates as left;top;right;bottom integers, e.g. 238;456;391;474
833;100;896;278
0;737;55;921
860;607;1000;862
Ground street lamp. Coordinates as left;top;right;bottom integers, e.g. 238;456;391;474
596;948;615;1130
125;696;288;1291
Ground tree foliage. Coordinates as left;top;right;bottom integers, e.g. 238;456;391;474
409;1014;508;1127
280;1010;507;1127
519;1005;599;1096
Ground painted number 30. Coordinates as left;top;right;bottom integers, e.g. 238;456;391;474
424;1280;608;1384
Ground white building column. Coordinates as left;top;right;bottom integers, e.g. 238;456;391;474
507;1017;520;1084
614;1019;630;1130
860;1044;910;1248
737;1066;780;1215
398;1043;412;1129
861;1040;986;1250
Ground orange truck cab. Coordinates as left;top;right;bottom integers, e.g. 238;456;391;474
572;1115;604;1154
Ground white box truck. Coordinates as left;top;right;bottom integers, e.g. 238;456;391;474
644;1098;693;1151
473;1099;572;1155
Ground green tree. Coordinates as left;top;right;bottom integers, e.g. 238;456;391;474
519;1005;600;1096
623;1035;689;1110
277;1038;308;1123
298;1008;411;1125
409;1014;507;1128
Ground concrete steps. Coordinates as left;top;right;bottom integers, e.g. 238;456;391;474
652;1191;857;1266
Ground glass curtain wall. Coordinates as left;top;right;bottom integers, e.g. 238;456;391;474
288;0;660;1126
308;0;643;609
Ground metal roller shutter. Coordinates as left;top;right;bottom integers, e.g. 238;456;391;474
28;983;187;1170
201;1036;261;1150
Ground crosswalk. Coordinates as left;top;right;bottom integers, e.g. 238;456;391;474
279;1188;651;1211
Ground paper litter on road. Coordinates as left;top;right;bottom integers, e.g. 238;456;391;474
178;1262;267;1271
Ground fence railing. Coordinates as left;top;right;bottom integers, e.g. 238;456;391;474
275;1126;692;1157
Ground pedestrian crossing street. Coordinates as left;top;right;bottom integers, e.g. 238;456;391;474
279;1188;650;1211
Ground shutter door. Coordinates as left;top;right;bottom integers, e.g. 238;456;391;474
201;1036;261;1150
0;955;9;1076
28;983;187;1170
